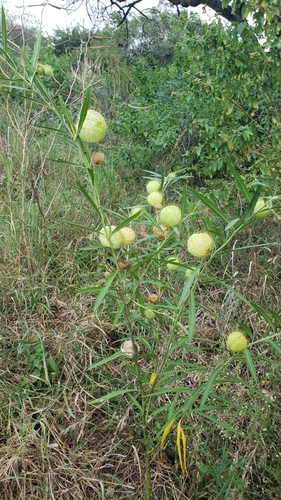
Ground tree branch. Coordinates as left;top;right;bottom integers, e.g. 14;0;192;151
167;0;243;23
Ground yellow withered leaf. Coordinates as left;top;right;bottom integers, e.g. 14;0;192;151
160;418;175;450
176;420;188;475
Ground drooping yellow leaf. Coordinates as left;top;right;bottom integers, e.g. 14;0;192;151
176;420;188;474
149;372;157;388
160;418;175;450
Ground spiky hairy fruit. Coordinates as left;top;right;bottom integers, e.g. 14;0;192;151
78;110;107;143
159;205;182;227
227;331;248;352
43;64;54;77
99;225;123;249
119;227;136;246
147;191;163;207
187;232;214;258
146;180;161;194
92;152;105;164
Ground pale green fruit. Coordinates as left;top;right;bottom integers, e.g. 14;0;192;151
147;191;163;207
253;197;272;219
167;256;181;270
144;308;155;320
159;205;182;227
43;64;54;77
99;225;123;249
79;110;107;143
185;267;195;278
36;63;45;75
167;172;176;180
187;232;214;258
131;206;144;219
119;227;136;246
227;331;248;352
146;180;161;194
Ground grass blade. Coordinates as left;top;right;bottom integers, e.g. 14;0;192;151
1;6;7;53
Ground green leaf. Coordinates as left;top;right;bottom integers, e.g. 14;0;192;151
31;28;42;69
94;271;118;311
188;290;196;342
188;187;229;223
76;88;91;138
88;351;125;370
1;7;7;53
227;164;251;203
267;339;281;356
200;364;224;409
89;388;136;404
243;348;257;382
178;268;199;307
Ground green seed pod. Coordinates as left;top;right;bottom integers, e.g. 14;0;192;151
159;205;182;227
78;109;107;143
147;191;163;207
167;256;181;270
146;180;161;194
43;64;54;77
253;197;272;219
144;308;155;320
187;232;214;258
227;331;248;352
99;225;123;249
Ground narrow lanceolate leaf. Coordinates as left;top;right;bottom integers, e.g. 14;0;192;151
188;187;229;223
160;418;175;450
188;290;196;342
31;28;42;69
243;348;257;383
1;6;7;53
200;364;224;409
267;339;281;356
176;420;188;474
88;351;125;370
76;88;91;137
94;271;118;312
227;163;251;203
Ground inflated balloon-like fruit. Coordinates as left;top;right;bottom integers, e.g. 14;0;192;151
99;225;123;249
131;206;144;219
159;205;182;227
144;308;155;320
147;191;163;207
253;197;272;219
167;256;181;270
43;64;54;77
92;152;105;164
185;267;195;278
187;232;214;258
147;293;159;304
146;180;161;194
78;109;107;143
119;227;136;246
227;331;248;352
153;224;170;241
